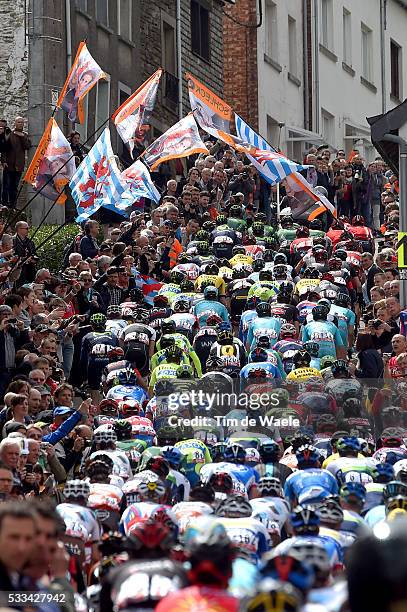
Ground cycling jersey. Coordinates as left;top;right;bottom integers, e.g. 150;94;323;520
90;449;133;479
172;501;213;533
247;317;282;350
216;516;271;565
284;469;339;505
210;339;246;370
286;367;322;381
240;361;281;379
250;496;290;529
200;461;259;491
156;586;239;612
106;385;148;405
56;503;101;543
195;274;226;296
120;502;176;535
239;310;258;344
174;439;211;486
301;320;344;358
193;299;230;327
326;457;377;484
88;483;124;513
273;534;342;568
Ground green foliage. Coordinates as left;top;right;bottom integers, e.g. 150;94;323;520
29;224;80;273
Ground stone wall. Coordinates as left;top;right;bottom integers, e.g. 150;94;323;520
0;0;28;123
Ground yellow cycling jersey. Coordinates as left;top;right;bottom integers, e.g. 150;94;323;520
229;254;254;268
295;278;320;295
286;367;322;381
322;452;365;468
195;274;226;295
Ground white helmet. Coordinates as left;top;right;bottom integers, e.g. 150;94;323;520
93;427;117;445
64;479;90;500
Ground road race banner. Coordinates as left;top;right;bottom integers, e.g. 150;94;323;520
120;159;160;207
284;171;338;220
143;114;208;171
112;69;162;157
186;73;237;146
23;118;76;204
57;41;106;124
69;128;126;221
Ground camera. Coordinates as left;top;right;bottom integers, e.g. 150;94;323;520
373;319;383;329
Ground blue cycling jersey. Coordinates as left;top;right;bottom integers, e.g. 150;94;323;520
106;385;148;404
301;320;344;358
284;468;339;504
193;300;230;327
247;317;282;349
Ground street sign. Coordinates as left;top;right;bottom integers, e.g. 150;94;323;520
398;232;407;268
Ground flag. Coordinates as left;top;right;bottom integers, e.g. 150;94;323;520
57;42;106;124
134;272;163;305
235;114;308;185
143;114;208;171
69;128;127;222
112;69;162;157
186;73;237;146
23;118;76;204
284;172;338;220
119;160;160;209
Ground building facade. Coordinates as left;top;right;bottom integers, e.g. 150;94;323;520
224;0;407;161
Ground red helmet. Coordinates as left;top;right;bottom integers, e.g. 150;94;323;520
107;347;125;360
280;323;297;339
328;257;342;271
98;398;119;416
127;519;175;552
351;215;365;226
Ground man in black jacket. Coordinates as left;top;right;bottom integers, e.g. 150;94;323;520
361;252;382;302
13;220;37;286
79;220;99;259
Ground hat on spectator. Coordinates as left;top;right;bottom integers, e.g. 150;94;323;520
53;406;74;418
4;422;27;436
34;421;49;429
34;385;51;396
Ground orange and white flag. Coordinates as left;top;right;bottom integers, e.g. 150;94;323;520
143;114;208;171
112;69;162;157
57;41;106;124
23;118;76;204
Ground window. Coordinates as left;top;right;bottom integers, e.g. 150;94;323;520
343;8;352;66
321;109;335;145
266;115;279;147
288;16;297;76
95;74;110;136
117;82;132;164
76;0;88;11
191;0;210;62
391;40;401;99
118;0;132;40
96;0;108;26
361;23;373;82
321;0;333;50
161;14;179;108
264;0;278;60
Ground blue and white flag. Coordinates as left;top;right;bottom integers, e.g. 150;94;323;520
234;114;308;185
119;159;160;209
69;127;127;221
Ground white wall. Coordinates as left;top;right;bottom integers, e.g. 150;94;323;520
385;0;407;111
257;0;305;155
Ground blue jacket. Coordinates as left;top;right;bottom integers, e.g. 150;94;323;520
42;411;82;445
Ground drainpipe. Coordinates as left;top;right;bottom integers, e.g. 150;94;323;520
313;0;320;134
65;0;72;73
303;0;309;131
380;0;387;114
176;0;183;119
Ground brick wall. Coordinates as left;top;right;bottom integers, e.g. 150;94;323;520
223;0;258;130
0;0;28;123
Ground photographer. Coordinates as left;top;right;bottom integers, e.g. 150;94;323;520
228;166;254;205
351;155;369;222
0;305;29;398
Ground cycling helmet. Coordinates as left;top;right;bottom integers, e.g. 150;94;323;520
256;301;272;317
180;279;195;293
280;215;294;227
216;214;227;225
257;335;271;348
64;479;90;500
386;496;407;513
107;347;125;361
291;434;314;452
127;519;175;553
279;281;294;296
258;440;280;464
352;215;365;226
232;245;246;256
335;292;351;307
258;269;274;281
211;442;227;462
114;419;133;440
316;497;344;525
250;347;269;363
320;355;336;369
176;364;194;379
99;398;119;416
94;428;118;445
206;356;225;372
117;369;138;386
296;444;320;467
172;299;190;312
374;463;395;483
196;230;210;242
215;495;252;518
290;505;320;534
224;443;246;464
340;482;366;502
383;480;407;501
328;257;343;271
273;264;288;279
87;459;111;479
280;323;297;340
134;308;150;323
290;540;330;580
159;334;176;350
303;342;319;357
145;456;170;480
264;249;276;262
177;252;193;264
161;318;176;334
336;436;360;455
203;285;219;299
196;241;209;255
381;430;404;448
293;350;311;368
257;476;282;498
217;329;234;345
90;313;107;329
312;305;329;321
208;472;234;494
331;360;350;377
128;287;145;303
253;259;265;272
165;345;183;361
107;304;121;317
245;447;261;465
205;263;219;276
202;221;215;232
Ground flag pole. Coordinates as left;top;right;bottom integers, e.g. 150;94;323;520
1;116;111;238
276;182;281;223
